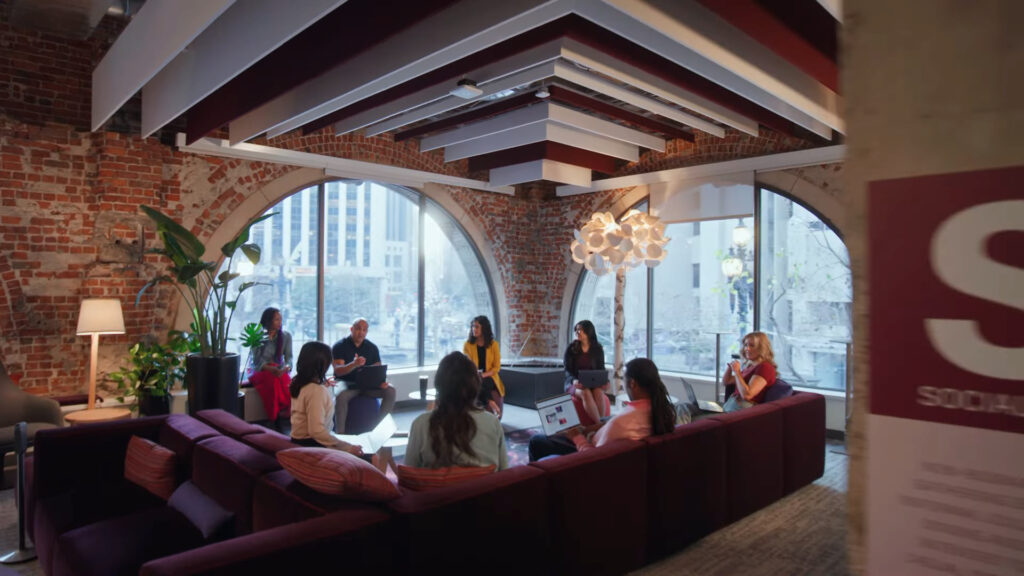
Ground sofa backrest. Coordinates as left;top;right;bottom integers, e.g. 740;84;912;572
195;409;266;439
530;439;648;576
708;402;786;522
644;418;728;560
773;391;827;494
157;414;220;483
192;435;282;536
252;469;383;531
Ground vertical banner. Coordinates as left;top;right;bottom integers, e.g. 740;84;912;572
867;166;1024;575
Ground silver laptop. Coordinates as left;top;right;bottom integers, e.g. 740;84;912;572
535;394;581;436
682;377;723;413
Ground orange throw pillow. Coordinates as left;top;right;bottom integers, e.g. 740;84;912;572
396;464;496;492
124;435;178;500
276;447;400;502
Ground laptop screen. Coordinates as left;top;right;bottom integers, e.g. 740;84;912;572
535;394;581;436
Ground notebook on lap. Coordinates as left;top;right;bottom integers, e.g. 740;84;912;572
346;364;387;390
535;394;581;436
332;414;397;454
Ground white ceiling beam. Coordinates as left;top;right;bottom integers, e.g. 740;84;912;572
560;38;759;137
176;134;514;195
817;0;842;22
330;40;564;137
490;159;593;186
444;121;640;162
423;101;664;152
141;0;346;137
556;144;846;195
92;0;235;131
553;62;726;137
230;0;575;142
576;0;838;137
420;103;550;151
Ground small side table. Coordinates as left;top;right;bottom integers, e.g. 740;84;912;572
407;389;436;411
64;407;132;426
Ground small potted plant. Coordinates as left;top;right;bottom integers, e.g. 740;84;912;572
239;321;268;379
109;331;195;416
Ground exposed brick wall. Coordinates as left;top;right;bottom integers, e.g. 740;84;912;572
0;9;823;396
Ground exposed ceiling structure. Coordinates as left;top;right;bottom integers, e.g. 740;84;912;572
90;0;841;192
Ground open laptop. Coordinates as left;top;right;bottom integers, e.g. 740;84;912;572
681;377;723;413
535;393;581;436
332;413;397;454
577;369;609;389
346;364;387;390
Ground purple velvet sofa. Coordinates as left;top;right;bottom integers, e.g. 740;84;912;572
30;393;826;576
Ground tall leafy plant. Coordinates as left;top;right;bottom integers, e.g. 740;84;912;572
138;206;275;357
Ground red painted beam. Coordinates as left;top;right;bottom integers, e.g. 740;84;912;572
696;0;838;91
184;0;459;144
466;141;620;174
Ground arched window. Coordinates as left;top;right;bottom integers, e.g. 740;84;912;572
569;188;851;391
218;180;496;369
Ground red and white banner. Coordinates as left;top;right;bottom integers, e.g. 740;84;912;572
867;166;1024;575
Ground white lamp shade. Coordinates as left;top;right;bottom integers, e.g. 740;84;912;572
76;298;125;335
721;257;743;278
732;223;752;247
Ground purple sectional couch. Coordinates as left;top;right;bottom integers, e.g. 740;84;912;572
30;393;826;576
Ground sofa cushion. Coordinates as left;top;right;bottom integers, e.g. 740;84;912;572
764;377;794;403
252;469;386;531
168;480;235;541
530;439;649;576
276;447;399;502
774;392;826;494
195;409;265;438
644;419;728;560
124;435;178;500
709;402;785;522
240;429;297;455
395;464;496;492
52;505;204;576
192;435;282;536
157;414;219;482
388;465;549;575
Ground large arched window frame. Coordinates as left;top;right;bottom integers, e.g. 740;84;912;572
570;185;851;391
218;179;498;370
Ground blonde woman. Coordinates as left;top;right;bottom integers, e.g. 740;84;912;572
722;332;778;412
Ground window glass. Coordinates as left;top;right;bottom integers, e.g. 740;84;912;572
323;182;419;368
652;217;753;376
759;189;851;390
215;180;493;373
423;202;495;365
222;185;319;369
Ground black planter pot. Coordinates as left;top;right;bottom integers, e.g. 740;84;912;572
138;393;171;416
186;354;241;416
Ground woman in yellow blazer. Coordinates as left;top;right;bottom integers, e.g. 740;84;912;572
462;315;503;419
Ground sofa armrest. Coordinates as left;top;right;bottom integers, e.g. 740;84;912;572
138;508;393;576
32;416;168;499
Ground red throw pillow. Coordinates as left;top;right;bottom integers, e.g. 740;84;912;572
124;435;178;500
276;447;400;502
396;464;497;492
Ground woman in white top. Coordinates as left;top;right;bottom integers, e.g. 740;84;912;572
289;341;361;455
405;351;507;471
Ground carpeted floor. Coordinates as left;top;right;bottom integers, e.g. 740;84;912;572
0;439;848;576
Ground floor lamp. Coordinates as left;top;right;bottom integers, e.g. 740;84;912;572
76;298;125;409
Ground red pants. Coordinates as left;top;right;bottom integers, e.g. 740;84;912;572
250;370;291;421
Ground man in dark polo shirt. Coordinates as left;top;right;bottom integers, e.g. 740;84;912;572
331;318;396;432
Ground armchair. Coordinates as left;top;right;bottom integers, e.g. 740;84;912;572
0;362;63;474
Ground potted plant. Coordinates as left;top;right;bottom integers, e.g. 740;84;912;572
138;206;274;415
109;331;194;416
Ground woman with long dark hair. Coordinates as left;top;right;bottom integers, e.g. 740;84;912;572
248;307;293;427
405;351;507;471
563;320;609;424
289;341;361;455
529;357;676;461
462;315;504;418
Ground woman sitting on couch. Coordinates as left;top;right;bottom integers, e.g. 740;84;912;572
405;351;508;471
289;341;362;456
528;357;676;461
722;331;778;412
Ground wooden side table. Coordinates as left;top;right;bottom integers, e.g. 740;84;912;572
63;407;132;426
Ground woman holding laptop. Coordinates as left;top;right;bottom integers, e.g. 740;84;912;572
528;357;676;461
563;320;610;425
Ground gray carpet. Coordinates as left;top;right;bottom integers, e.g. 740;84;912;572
0;441;848;576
